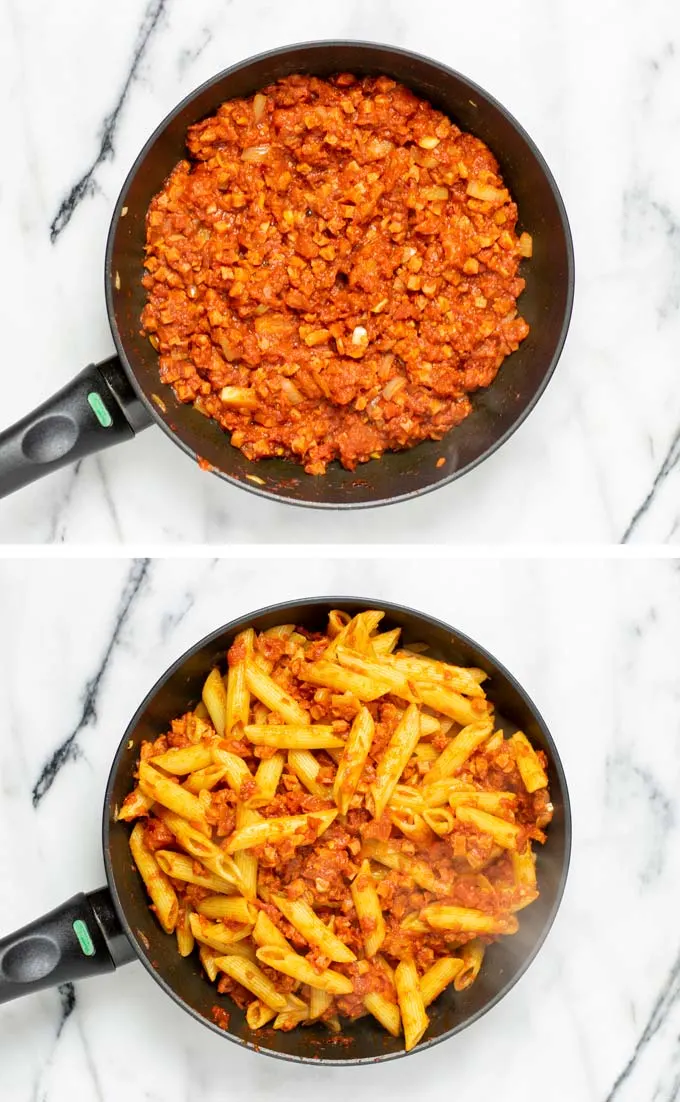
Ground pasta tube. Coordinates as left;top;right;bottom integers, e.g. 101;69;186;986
333;707;375;815
245;664;309;724
272;895;356;963
129;822;178;934
511;732;548;793
202;668;229;737
138;762;210;834
423;719;494;785
244;725;344;750
256;946;353;995
213;956;287;1011
224;809;338;854
395;959;429;1052
419;957;464;1006
371;704;422;818
350;860;385;957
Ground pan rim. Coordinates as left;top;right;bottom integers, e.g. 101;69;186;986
104;38;575;510
102;595;572;1064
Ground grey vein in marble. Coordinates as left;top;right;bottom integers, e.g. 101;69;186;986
31;558;151;805
622;423;680;543
49;0;169;242
605;945;680;1102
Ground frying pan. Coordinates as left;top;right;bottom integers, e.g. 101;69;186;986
0;598;571;1063
0;41;574;508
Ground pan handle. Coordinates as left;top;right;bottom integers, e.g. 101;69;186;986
0;355;153;500
0;887;135;1004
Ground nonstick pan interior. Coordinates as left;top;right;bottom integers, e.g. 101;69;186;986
106;42;574;508
104;598;571;1063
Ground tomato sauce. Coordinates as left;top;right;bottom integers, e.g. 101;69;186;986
142;75;530;474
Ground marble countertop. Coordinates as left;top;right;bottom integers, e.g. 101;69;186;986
1;0;679;543
1;555;678;1100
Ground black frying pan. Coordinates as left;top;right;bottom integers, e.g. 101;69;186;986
0;41;574;508
0;598;571;1064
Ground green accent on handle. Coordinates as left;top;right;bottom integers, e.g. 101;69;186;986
73;919;96;957
87;392;113;428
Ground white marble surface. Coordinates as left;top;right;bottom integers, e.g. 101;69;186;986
1;0;679;543
0;556;678;1100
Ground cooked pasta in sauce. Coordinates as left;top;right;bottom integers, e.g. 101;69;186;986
141;75;532;474
120;610;552;1051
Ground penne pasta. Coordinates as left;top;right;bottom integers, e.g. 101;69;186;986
224;809;338;854
423;719;494;785
199;943;219;982
287;749;331;799
385;652;487;697
250;751;285;807
138;762;210;834
371;704;422;818
183;764;228;794
129;822;178;934
345;610;385;654
395;959;429;1052
422;807;455;836
256;946;353;995
309;987;334;1020
212;747;255;798
419;713;444;736
176;905;195;957
369;627;401;656
448;790;518;814
421;904;518;936
388;784;425;812
350;860;385;957
213;955;288;1011
455;805;522;850
273;993;310;1030
196;895;256;923
271;895;356;963
361;838;446;895
335;647;415;701
419;957;464;1007
301;660;392;701
246;999;277;1029
150;744;214;775
333;706;375;815
252;909;292;951
202;668;229;737
511;731;549;793
245;663;309;725
188;913;253;954
154;850;237;894
124;611;552;1054
117;786;153;821
324;610;384;660
154;806;245;890
234;804;260;901
327;609;351;639
225;628;254;736
510;845;539;911
244;725;345;750
364;992;401;1036
455;940;485;990
390;809;434;844
417;683;489;727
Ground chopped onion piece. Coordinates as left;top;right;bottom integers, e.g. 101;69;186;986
280;378;304;405
241;145;270;162
220;386;258;409
382;376;406;400
253;93;267;122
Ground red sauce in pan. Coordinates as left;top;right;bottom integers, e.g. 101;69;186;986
142;75;531;474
